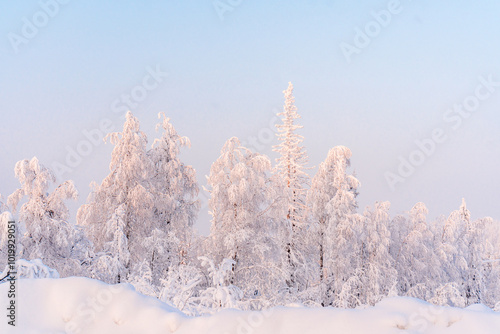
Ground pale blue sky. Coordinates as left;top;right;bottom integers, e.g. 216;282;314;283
1;0;500;234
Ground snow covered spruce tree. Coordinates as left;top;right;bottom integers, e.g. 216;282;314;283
273;82;311;292
307;146;363;307
147;112;199;286
78;111;154;284
205;137;286;308
8;157;86;276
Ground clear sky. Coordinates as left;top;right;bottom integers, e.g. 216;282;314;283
1;0;500;234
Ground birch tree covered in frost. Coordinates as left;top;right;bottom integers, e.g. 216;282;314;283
79;111;199;286
206;137;286;306
273;82;311;291
147;112;199;285
434;199;470;303
8;157;83;277
459;201;486;305
361;201;396;305
92;204;130;284
430;199;475;307
308;146;362;307
78;111;154;283
390;202;441;300
482;218;500;308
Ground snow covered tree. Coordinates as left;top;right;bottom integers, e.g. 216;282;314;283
90;204;130;284
273;82;311;291
8;157;83;276
79;111;199;287
308;146;362;307
429;282;466;308
141;227;171;284
78;111;154;283
0;210;14;270
159;263;203;315
388;214;408;267
392;202;441;300
463;215;487;305
197;256;243;311
440;199;469;279
360;201;396;305
482;218;500;308
434;199;482;306
129;259;157;298
0;194;8;213
147;112;199;284
206;137;285;307
14;258;60;279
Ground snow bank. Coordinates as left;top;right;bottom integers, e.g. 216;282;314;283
0;277;183;334
1;277;499;333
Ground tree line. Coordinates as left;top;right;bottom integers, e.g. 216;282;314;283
1;83;499;314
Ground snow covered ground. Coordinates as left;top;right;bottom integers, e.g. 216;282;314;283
1;277;499;333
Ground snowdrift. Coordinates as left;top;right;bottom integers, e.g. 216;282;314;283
1;277;499;334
